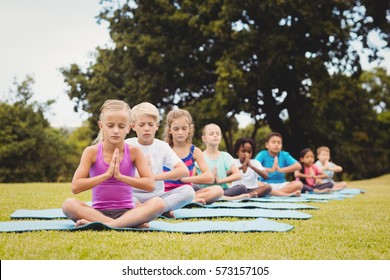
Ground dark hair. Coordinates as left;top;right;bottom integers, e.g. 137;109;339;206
233;137;256;159
265;132;282;143
299;148;313;159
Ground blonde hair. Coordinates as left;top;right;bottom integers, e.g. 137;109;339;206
317;146;330;155
202;123;220;135
163;109;194;147
130;102;160;125
93;99;131;144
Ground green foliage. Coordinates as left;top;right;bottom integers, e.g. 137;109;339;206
61;0;389;179
0;77;83;182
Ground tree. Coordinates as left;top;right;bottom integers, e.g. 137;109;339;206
61;0;389;177
0;77;78;182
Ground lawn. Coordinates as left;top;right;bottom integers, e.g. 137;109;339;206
0;174;389;260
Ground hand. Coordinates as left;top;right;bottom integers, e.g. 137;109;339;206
212;167;218;184
271;157;280;172
106;148;118;178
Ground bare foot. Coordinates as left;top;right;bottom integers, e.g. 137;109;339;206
75;219;91;228
193;198;206;205
134;222;150;229
289;190;301;197
161;210;175;218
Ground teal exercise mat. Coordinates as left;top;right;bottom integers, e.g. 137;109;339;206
0;218;294;233
11;207;311;220
184;201;318;210
11;208;66;220
172;208;312;219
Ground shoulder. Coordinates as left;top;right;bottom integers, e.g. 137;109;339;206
125;137;138;146
250;159;262;167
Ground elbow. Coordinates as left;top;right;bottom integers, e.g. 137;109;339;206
144;179;156;192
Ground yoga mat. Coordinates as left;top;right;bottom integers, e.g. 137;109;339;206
184;201;318;210
11;207;312;220
172;208;312;219
0;218;293;233
11;208;66;220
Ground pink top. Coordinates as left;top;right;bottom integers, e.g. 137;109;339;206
296;164;321;187
90;143;135;209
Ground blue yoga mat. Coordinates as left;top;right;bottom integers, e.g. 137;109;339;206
172;208;312;219
184;201;318;210
0;218;293;233
10;207;311;220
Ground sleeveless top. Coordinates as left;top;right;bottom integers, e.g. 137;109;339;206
163;144;195;192
90;143;135;209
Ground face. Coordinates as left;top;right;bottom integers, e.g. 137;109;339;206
202;124;222;146
301;151;315;166
99;110;130;144
169;117;190;143
131;115;159;145
237;142;253;163
265;136;282;155
317;150;330;162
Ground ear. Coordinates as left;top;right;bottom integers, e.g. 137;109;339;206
98;120;103;130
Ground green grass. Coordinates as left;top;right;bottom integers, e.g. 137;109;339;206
0;175;389;260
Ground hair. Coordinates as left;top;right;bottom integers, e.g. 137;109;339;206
130;102;160;125
300;148;313;159
163;109;194;147
265;132;282;143
299;148;313;183
202;123;220;136
233;137;256;159
317;146;330;155
93;99;131;144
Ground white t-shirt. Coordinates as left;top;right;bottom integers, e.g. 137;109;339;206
125;138;181;193
231;158;266;189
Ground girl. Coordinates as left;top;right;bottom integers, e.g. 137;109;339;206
199;123;249;200
62;99;165;228
163;109;223;204
228;137;272;198
294;148;334;193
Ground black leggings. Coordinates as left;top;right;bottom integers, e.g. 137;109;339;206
301;182;334;193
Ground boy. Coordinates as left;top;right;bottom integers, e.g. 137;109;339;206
125;102;194;217
254;132;302;196
314;146;347;190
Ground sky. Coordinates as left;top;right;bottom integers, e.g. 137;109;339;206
0;1;389;128
0;0;111;128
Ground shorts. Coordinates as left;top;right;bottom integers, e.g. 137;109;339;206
97;208;132;219
269;182;289;190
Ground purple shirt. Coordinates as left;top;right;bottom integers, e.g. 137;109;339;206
90;143;135;209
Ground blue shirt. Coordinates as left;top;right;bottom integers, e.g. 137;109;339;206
254;150;298;183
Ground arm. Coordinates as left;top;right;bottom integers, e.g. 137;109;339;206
71;146;112;194
216;163;241;185
278;161;302;174
248;159;268;180
154;160;189;182
181;147;213;184
114;146;155;192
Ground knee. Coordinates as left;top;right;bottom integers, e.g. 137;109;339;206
150;197;166;213
213;186;224;197
62;198;77;212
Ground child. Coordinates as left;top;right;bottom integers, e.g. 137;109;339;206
62;99;165;228
254;132;302;196
294;148;334;193
198;123;248;200
163;109;223;204
125;102;195;217
314;146;347;190
229;137;272;198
